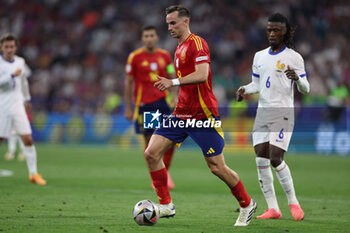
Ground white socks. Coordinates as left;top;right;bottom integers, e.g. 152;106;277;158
274;160;299;205
8;135;17;155
8;136;25;155
256;157;280;211
23;145;38;175
257;158;299;208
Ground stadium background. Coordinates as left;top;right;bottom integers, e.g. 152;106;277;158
0;0;349;155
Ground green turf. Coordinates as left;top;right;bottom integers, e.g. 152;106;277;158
0;145;350;233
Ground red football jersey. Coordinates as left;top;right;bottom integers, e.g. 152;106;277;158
173;33;219;120
126;48;173;105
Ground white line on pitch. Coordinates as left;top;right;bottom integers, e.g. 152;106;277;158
0;169;14;177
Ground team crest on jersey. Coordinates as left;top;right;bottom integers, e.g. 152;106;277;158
150;62;158;71
141;60;149;67
276;60;285;72
149;71;159;82
180;48;187;63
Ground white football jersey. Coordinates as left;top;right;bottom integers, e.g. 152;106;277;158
244;46;310;107
0;55;30;115
243;46;310;121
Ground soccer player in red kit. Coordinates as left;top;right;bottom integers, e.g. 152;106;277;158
145;5;257;226
124;26;176;189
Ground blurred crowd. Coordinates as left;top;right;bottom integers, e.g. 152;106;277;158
0;0;349;114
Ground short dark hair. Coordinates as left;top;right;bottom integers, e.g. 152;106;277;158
165;5;190;18
0;33;19;46
142;25;157;33
268;13;288;25
268;13;296;48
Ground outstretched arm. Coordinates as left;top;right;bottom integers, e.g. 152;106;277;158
242;78;260;94
236;74;260;101
236;53;260;101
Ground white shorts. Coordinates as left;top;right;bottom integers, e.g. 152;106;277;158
0;108;32;138
252;116;294;151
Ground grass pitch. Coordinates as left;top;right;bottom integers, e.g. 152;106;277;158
0;145;350;233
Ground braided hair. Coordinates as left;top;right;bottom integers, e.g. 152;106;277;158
268;13;296;49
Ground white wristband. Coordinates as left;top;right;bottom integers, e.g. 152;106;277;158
171;78;180;86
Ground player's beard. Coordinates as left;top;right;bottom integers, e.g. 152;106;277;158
146;44;156;51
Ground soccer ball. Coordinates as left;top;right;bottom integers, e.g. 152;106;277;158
132;200;159;225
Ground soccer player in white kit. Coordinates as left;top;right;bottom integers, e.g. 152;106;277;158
4;63;31;162
237;13;310;221
0;33;46;185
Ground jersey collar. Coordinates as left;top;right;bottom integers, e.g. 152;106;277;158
1;54;15;63
268;45;286;55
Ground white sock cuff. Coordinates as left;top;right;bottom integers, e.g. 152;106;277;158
24;145;35;151
256;157;270;167
274;160;287;172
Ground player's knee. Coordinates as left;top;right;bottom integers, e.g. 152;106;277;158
22;137;33;146
144;148;160;164
143;149;153;161
270;157;282;168
25;140;33;146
